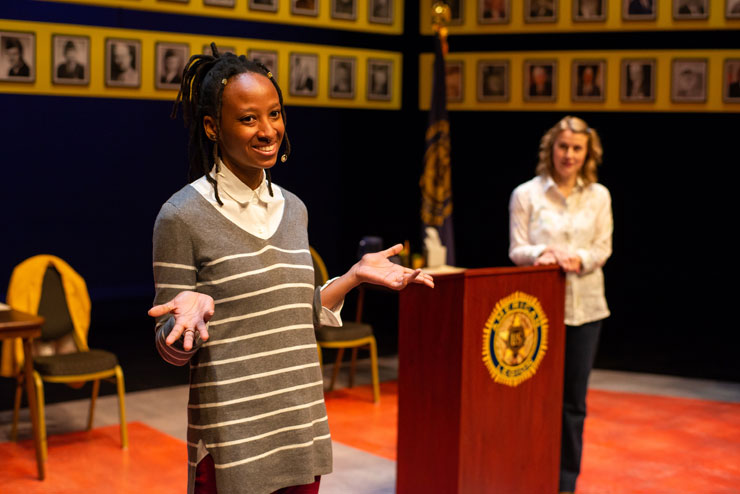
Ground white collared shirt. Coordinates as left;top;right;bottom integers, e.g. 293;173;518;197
191;160;343;326
509;175;612;326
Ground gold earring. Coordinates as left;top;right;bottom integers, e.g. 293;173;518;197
281;154;287;163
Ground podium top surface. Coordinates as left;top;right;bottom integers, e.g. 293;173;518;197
424;264;560;280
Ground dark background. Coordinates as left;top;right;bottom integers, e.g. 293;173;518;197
1;1;738;409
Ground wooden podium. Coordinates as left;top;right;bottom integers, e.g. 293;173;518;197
397;265;566;494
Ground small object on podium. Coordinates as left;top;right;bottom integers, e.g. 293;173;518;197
411;253;425;270
0;302;10;311
423;227;447;268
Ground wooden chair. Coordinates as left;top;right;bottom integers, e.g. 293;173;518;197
9;258;127;460
310;247;380;403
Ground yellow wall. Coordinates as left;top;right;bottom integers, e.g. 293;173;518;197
0;19;403;109
419;49;740;112
39;0;404;34
419;0;740;34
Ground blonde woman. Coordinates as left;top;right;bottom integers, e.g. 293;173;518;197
509;116;612;494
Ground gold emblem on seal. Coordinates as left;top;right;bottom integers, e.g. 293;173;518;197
482;291;549;387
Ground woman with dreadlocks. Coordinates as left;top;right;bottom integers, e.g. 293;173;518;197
147;45;434;494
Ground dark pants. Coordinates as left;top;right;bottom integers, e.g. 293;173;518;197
559;320;602;492
195;454;322;494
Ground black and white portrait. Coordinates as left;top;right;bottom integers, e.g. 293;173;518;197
445;61;464;102
249;0;278;12
444;0;464;24
478;0;510;24
573;0;606;21
52;35;89;85
292;0;319;16
0;31;34;83
673;0;709;19
369;0;393;24
524;60;557;101
156;42;189;90
671;59;707;103
289;53;318;97
329;56;355;99
249;50;278;80
724;59;740;102
572;60;605;102
204;0;235;6
621;59;655;102
624;0;656;20
477;60;509;102
203;44;235;56
105;38;141;88
525;0;558;22
367;59;393;101
332;0;357;20
728;0;740;18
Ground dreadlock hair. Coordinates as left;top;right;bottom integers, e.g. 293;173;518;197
171;42;291;205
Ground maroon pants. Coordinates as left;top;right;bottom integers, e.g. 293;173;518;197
195;454;321;494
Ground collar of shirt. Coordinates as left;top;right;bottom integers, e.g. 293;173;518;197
215;159;279;207
542;174;585;199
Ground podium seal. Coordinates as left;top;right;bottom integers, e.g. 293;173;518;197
482;291;549;387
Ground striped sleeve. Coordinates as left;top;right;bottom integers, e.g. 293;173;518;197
152;201;201;366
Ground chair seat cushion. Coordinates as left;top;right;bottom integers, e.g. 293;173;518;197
33;349;118;376
316;322;374;342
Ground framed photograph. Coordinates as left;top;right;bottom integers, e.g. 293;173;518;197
673;0;708;19
367;58;393;101
249;49;278;79
671;58;707;103
249;0;278;12
573;0;606;21
728;0;740;18
105;38;141;88
623;0;656;20
203;44;236;56
155;42;189;90
445;0;465;24
523;60;557;102
572;59;606;102
478;0;510;24
477;60;509;102
525;0;558;22
329;56;356;99
203;0;234;6
445;60;464;102
724;59;740;103
369;0;394;24
0;31;35;83
289;53;318;96
292;0;319;16
52;35;89;85
620;58;656;102
332;0;357;20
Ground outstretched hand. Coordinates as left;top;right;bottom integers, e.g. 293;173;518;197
148;291;215;351
352;244;435;290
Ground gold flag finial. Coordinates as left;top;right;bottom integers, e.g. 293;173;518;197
431;2;450;55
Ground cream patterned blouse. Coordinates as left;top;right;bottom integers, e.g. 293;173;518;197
509;175;613;326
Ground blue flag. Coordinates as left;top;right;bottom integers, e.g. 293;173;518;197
420;33;455;265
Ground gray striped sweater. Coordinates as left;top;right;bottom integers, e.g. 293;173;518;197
152;185;332;493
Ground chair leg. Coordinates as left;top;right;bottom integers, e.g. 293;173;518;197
11;374;24;442
369;337;380;404
349;348;359;389
329;348;344;391
317;346;323;369
32;371;48;462
114;365;128;450
88;379;100;430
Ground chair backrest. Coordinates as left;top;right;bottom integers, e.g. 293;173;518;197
37;265;75;342
309;246;329;287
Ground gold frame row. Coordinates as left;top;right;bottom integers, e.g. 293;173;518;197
420;0;740;34
419;50;740;112
38;0;404;34
0;19;403;109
